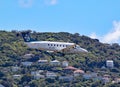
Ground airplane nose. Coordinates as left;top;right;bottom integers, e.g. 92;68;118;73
79;48;88;53
84;49;88;52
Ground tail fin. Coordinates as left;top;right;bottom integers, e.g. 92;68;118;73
21;32;32;42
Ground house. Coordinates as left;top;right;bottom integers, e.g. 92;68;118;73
13;75;21;79
64;66;77;74
102;74;111;84
46;72;57;79
38;60;48;65
34;74;45;80
101;66;106;69
114;78;120;83
24;85;30;87
83;73;98;80
21;62;33;66
31;70;45;79
106;60;114;68
31;70;44;76
103;74;110;78
11;66;20;72
50;60;60;66
64;66;77;71
51;67;62;72
2;68;11;73
59;76;74;82
74;69;85;77
102;77;110;84
91;73;98;78
23;53;34;59
62;61;69;67
93;76;102;81
83;74;92;79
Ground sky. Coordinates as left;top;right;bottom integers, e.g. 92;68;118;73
0;0;120;44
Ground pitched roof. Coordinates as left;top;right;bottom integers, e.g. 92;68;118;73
64;66;77;70
74;69;85;74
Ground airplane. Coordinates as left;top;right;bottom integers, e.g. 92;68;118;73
21;32;88;53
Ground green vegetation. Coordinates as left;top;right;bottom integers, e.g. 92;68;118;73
0;30;120;86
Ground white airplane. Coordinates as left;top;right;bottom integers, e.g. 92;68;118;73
21;32;88;53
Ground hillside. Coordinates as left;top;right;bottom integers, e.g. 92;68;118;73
0;30;120;87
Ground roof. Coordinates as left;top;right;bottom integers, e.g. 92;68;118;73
24;53;34;56
23;54;34;58
64;66;77;70
106;60;113;62
63;61;68;63
74;69;85;74
38;60;48;62
51;60;60;62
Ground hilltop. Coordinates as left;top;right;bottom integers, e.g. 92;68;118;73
0;30;120;86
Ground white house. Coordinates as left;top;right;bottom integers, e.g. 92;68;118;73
59;76;74;82
83;74;92;79
21;62;33;66
83;73;98;80
114;78;120;83
31;70;44;76
106;60;114;68
34;74;45;80
102;77;110;84
38;60;48;65
62;61;69;67
46;72;57;79
23;53;34;59
50;60;60;66
13;75;21;79
31;70;45;79
12;66;20;72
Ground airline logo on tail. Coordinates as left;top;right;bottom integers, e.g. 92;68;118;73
21;32;32;42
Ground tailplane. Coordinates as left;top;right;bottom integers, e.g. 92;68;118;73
21;32;32;42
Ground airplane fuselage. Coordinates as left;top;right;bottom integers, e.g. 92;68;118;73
25;41;88;53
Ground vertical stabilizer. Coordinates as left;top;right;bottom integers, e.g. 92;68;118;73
21;32;32;42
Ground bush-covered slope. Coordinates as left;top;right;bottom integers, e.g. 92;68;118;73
1;30;120;68
1;30;120;86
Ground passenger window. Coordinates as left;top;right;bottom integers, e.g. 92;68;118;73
48;44;49;46
51;44;53;46
54;44;55;46
57;44;58;47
